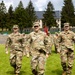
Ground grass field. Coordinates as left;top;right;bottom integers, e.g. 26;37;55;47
0;45;75;75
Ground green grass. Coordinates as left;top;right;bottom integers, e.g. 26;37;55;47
0;45;75;75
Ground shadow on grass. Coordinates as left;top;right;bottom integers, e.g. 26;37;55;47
51;50;58;54
51;69;62;75
6;71;14;75
20;71;26;75
6;71;26;75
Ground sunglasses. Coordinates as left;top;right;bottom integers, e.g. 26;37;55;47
34;26;39;28
13;28;18;30
64;26;69;27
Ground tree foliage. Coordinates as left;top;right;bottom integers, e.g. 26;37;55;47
61;0;75;27
26;0;36;27
6;5;15;30
43;1;56;28
14;1;26;31
0;1;7;31
0;0;36;31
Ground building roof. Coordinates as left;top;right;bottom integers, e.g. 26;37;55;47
35;11;61;20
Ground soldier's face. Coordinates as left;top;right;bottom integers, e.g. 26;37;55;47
64;26;69;31
34;25;40;32
13;28;19;32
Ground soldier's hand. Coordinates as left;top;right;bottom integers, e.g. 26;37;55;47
46;54;49;58
26;53;30;58
23;52;26;56
5;51;8;54
5;48;9;54
57;49;60;54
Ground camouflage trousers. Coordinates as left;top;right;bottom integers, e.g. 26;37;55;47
31;53;46;75
55;44;57;53
10;50;23;74
60;46;74;74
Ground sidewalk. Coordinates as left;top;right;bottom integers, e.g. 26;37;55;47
0;35;7;44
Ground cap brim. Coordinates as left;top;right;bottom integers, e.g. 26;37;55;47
64;25;69;27
34;25;39;26
13;27;18;28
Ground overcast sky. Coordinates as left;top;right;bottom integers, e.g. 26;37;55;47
0;0;75;11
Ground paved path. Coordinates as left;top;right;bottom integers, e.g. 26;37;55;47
0;34;28;44
0;35;8;44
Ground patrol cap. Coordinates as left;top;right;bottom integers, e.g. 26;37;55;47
13;25;19;29
64;23;69;27
33;21;40;27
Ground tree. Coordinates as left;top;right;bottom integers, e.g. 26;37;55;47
0;1;7;31
6;5;14;30
61;0;75;27
26;0;36;27
43;1;56;28
14;1;27;32
0;1;6;13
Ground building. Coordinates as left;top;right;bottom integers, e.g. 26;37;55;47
35;11;61;28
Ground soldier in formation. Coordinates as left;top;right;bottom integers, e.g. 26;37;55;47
5;25;24;75
25;21;52;75
57;23;75;75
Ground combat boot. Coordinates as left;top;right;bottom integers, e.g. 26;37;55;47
66;73;71;75
15;73;19;75
38;74;44;75
66;74;70;75
62;71;66;75
32;69;38;75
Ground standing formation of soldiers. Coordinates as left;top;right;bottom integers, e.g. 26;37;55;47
5;21;75;75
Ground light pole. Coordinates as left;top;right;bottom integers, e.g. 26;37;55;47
56;11;61;32
56;18;61;32
58;18;61;32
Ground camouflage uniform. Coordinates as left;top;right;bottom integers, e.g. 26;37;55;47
58;26;75;75
26;23;51;75
53;32;60;53
22;33;30;57
47;32;54;53
5;25;24;75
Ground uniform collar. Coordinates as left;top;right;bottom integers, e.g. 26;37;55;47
34;30;41;33
13;32;20;35
63;30;70;34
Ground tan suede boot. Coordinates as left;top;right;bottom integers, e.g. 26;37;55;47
62;71;66;75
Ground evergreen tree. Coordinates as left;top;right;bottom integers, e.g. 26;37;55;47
14;1;27;32
0;0;6;13
26;0;36;27
0;1;7;31
8;5;13;17
61;0;75;27
6;5;14;30
43;1;56;28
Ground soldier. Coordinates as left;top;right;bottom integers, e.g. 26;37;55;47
5;25;24;75
57;23;75;75
26;21;51;75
